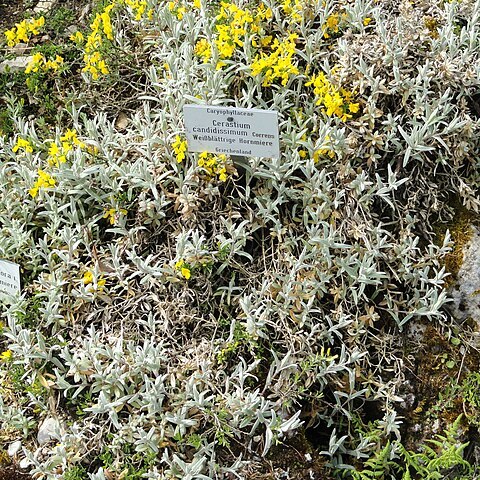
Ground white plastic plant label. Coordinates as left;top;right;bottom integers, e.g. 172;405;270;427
184;105;280;158
0;260;21;295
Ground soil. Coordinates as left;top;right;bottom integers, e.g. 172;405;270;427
0;467;32;480
0;0;31;31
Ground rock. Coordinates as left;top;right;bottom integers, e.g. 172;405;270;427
115;112;130;131
66;25;78;37
11;43;28;55
0;56;32;74
7;440;22;456
34;0;56;14
449;226;480;326
37;417;60;445
19;457;31;469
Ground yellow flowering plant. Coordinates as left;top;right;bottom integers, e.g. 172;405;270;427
250;33;299;86
323;12;348;39
47;129;85;167
83;270;107;292
175;259;191;280
168;1;187;20
12;138;34;154
29;169;56;198
306;71;360;121
4;16;45;47
198;152;229;182
25;53;64;75
282;0;301;22
214;2;272;68
194;39;212;63
0;350;13;362
1;0;477;477
103;207;128;225
172;135;188;163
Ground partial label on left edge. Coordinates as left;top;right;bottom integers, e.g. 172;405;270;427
0;260;21;295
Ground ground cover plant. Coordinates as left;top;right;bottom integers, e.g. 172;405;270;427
1;0;480;478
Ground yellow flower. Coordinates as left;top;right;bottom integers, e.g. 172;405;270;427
306;71;358;121
214;2;271;63
323;13;341;38
12;138;33;154
177;7;186;19
0;350;12;361
175;259;191;280
349;102;360;114
70;31;84;42
363;17;372;26
47;141;69;167
29;169;56;198
83;271;94;285
83;270;106;291
3;16;45;47
25;53;63;74
61;129;84;147
282;0;303;22
194;38;212;62
197;152;229;181
193;0;201;8
101;10;114;40
103;207;127;225
25;52;44;74
4;29;16;46
172;135;187;163
48;142;60;157
218;168;228;182
250;34;299;86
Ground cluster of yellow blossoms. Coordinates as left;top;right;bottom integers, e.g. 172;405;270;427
25;53;64;75
306;72;359;121
83;270;106;292
4;16;45;47
298;132;336;162
47;129;85;167
282;0;305;22
168;1;187;20
0;350;12;362
79;3;115;79
74;0;153;80
14;129;85;198
198;152;229;182
12;138;34;154
29;170;56;198
194;39;212;63
103;207;128;225
167;0;201;20
175;259;191;280
215;2;272;67
172;135;188;163
250;33;299;86
124;0;153;21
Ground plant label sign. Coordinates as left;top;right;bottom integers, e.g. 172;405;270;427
184;105;280;158
0;260;20;296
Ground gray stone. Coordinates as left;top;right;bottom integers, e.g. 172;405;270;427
7;440;22;456
449;226;480;326
34;0;56;14
37;417;60;445
0;56;32;74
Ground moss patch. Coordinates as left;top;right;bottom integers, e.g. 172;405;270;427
435;203;479;286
